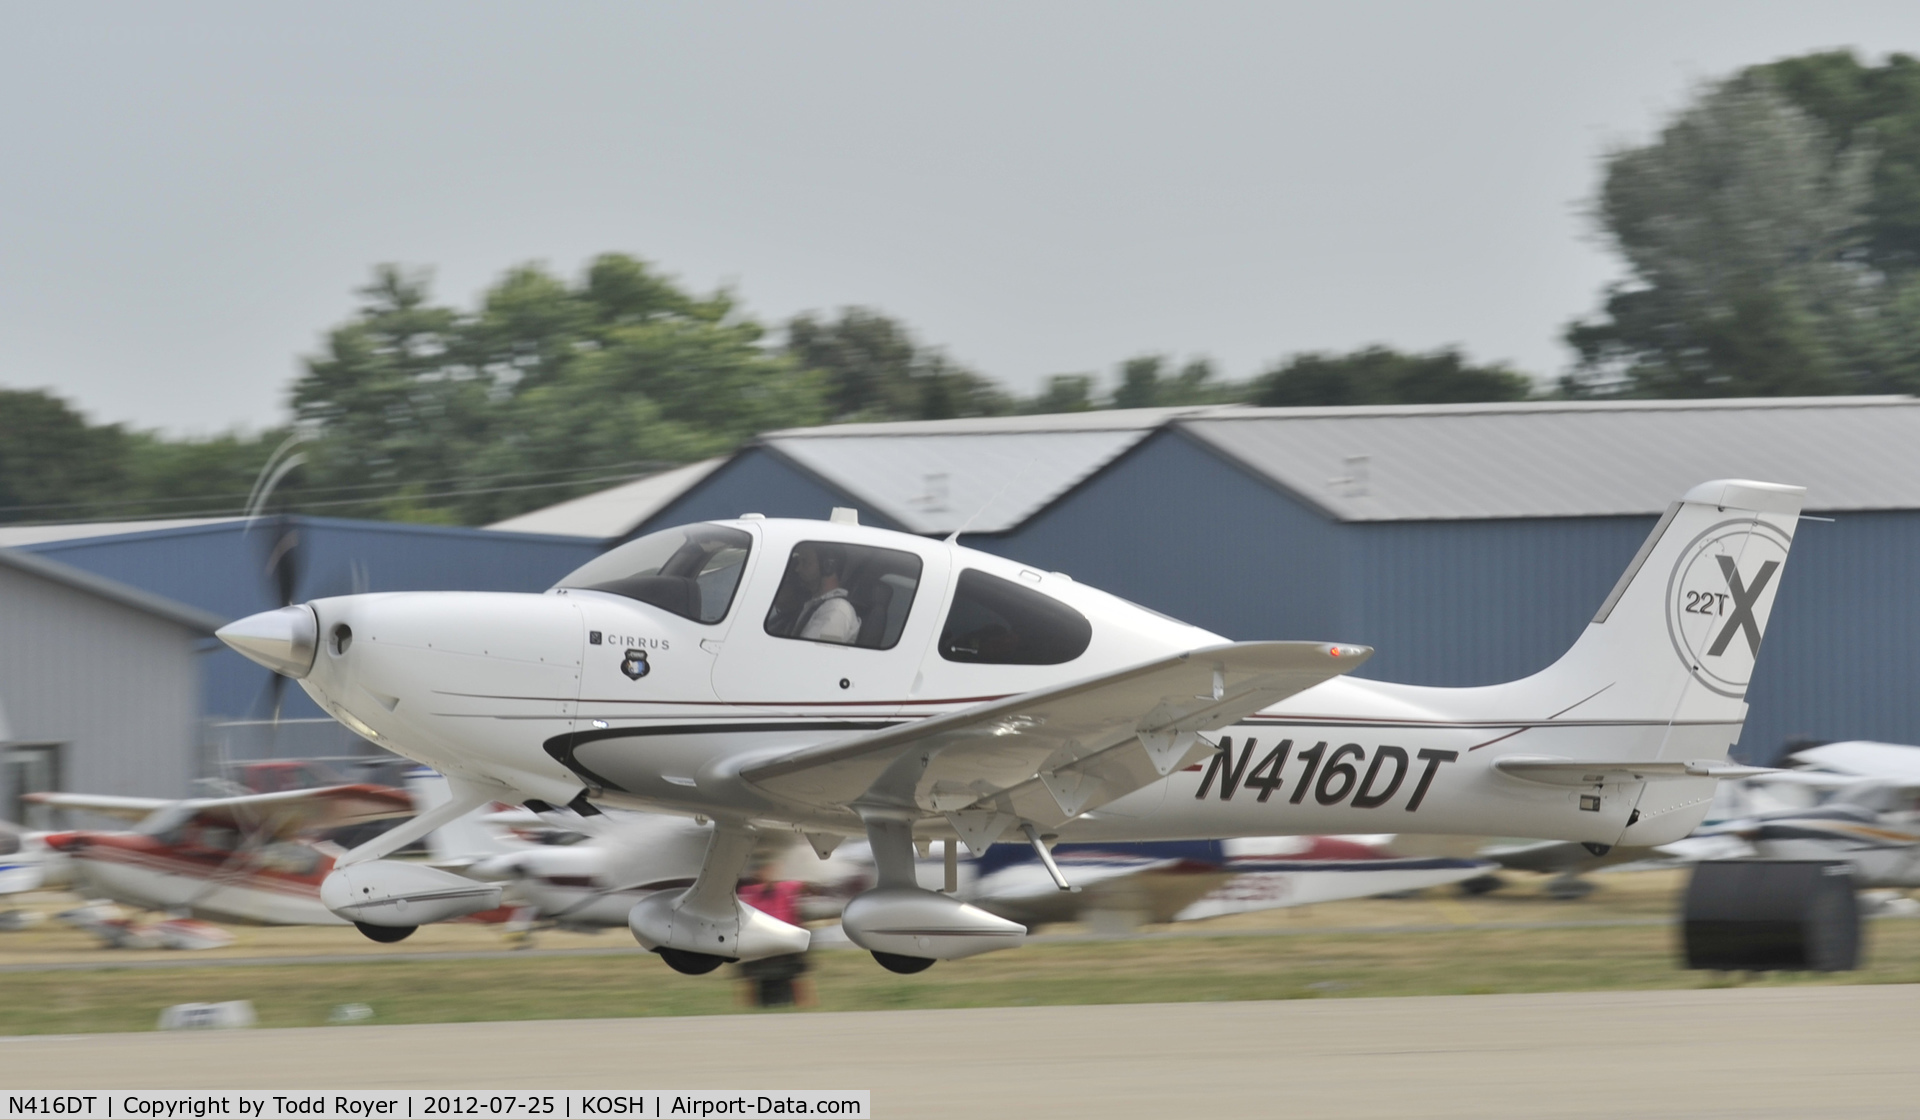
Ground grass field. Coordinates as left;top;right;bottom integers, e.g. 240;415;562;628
5;871;1919;1036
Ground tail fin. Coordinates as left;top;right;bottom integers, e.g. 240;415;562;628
1482;480;1804;846
1525;479;1803;734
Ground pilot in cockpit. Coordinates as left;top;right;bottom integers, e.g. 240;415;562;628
769;543;861;644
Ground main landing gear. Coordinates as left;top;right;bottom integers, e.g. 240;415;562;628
627;822;811;972
353;921;416;943
836;817;1026;973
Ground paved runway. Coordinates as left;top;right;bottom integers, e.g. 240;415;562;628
5;987;1917;1118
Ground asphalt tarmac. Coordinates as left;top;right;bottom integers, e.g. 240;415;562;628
5;986;1916;1118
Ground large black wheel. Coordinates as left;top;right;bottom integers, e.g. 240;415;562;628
871;951;936;974
354;921;416;943
1682;859;1861;972
657;948;727;975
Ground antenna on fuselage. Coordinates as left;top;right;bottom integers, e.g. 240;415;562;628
943;467;1028;545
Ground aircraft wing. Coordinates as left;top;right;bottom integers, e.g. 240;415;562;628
21;793;173;822
186;784;416;840
742;641;1371;830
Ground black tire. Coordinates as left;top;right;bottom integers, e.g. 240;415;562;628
1456;874;1506;897
657;948;727;975
871;951;936;974
353;921;416;944
1682;859;1861;972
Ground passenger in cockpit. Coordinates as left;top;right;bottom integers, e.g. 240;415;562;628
775;543;861;644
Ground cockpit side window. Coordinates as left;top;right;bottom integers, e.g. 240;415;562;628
939;569;1092;665
555;524;753;624
764;542;924;649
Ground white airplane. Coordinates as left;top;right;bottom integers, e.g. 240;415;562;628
1657;741;1920;887
217;478;1800;974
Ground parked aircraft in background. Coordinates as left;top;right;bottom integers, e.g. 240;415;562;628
27;785;431;929
219;479;1801;975
0;820;64;929
1660;741;1920;887
795;834;1494;929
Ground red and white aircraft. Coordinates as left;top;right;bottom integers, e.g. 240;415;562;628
218;479;1801;974
29;785;452;932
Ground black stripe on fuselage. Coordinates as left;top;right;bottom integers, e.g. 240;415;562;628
542;721;902;793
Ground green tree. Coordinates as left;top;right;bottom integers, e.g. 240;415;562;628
1561;75;1901;397
1110;356;1232;409
1747;51;1920;273
0;389;128;523
292;266;491;521
117;430;288;518
289;255;826;524
1253;346;1533;406
1027;374;1096;413
784;308;1010;422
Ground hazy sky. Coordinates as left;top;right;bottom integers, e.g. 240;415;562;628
1;2;1915;434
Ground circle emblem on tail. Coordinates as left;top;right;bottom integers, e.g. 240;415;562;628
1664;519;1792;698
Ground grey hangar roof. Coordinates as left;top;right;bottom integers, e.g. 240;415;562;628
500;396;1920;538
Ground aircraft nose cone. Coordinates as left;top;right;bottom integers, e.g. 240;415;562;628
217;604;318;678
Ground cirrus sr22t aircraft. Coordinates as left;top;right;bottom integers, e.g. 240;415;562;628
219;478;1800;975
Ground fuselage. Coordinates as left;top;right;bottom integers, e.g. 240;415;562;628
288;516;1736;853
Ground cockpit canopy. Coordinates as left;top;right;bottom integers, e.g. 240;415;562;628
554;524;752;624
555;519;1094;665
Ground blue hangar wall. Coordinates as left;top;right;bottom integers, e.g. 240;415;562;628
639;429;1914;761
23;518;604;723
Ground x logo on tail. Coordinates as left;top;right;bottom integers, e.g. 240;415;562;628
1705;555;1779;658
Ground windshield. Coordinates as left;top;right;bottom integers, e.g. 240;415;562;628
555;524;753;624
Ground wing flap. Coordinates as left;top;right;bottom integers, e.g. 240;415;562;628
743;641;1371;826
1494;756;1777;787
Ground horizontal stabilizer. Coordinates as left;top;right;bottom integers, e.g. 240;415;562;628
1493;756;1778;786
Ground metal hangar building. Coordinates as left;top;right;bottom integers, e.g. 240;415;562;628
0;548;222;817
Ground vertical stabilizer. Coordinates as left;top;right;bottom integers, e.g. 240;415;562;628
1518;478;1804;740
1466;479;1805;847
